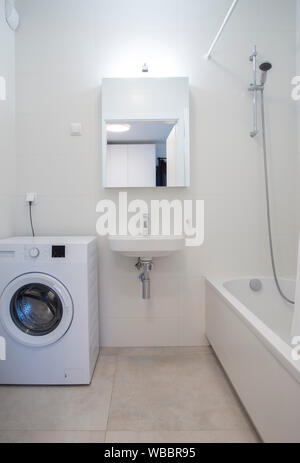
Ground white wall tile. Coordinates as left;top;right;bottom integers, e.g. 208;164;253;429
0;0;15;238
100;273;180;320
12;0;299;346
179;277;208;347
100;317;179;347
296;1;300;235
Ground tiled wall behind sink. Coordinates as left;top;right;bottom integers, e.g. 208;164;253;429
13;0;298;346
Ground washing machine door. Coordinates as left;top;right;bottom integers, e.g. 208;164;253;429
0;273;74;347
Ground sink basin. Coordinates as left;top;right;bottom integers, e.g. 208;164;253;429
109;235;185;259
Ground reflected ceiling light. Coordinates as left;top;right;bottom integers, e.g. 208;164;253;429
106;123;131;133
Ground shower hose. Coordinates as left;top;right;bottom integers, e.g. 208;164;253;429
260;91;295;305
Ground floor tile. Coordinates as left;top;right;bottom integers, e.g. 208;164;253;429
0;355;116;431
106;430;260;444
0;430;106;443
0;347;260;443
102;347;213;357
108;349;255;432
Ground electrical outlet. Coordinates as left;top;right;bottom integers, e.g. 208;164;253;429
25;193;37;205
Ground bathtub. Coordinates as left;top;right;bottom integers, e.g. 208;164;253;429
206;277;300;443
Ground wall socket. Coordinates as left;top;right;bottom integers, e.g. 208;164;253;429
25;193;37;205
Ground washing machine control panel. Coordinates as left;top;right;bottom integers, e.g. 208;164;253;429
23;245;50;262
52;246;66;258
0;239;91;265
23;245;67;261
29;247;40;258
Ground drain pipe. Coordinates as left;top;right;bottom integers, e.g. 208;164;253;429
135;258;153;300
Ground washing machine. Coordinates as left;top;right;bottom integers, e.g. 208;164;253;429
0;237;100;385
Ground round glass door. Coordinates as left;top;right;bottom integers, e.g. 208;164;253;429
0;273;73;347
10;284;63;337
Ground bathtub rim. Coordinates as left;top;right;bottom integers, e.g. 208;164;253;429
205;277;300;385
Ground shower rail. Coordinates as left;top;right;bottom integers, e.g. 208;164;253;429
205;0;240;60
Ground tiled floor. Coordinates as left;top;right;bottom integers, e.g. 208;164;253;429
0;347;260;443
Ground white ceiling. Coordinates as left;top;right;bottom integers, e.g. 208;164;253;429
107;121;175;144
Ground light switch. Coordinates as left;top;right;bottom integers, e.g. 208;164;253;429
70;123;82;136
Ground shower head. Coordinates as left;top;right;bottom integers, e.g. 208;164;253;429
260;62;272;71
259;62;272;85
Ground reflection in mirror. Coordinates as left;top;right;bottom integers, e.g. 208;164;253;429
102;77;190;188
106;121;178;188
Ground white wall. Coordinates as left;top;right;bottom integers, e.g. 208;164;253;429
297;0;300;235
14;0;298;346
0;0;15;238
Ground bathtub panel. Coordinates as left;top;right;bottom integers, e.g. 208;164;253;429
206;283;300;443
292;240;300;339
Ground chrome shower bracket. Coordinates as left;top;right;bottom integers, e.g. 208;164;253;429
135;258;153;300
249;46;259;138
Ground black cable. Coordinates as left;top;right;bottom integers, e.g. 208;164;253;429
29;202;35;237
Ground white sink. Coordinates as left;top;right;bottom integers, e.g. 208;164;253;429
109;235;185;259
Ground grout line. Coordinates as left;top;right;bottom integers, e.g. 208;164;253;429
104;428;258;433
105;352;119;435
0;427;256;433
